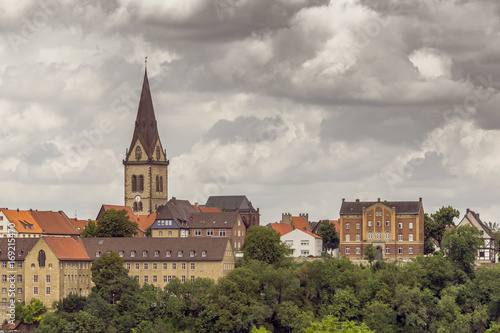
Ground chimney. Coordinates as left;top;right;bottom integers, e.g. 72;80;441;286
342;198;345;203
466;208;470;214
419;197;422;202
355;199;360;202
377;198;380;202
172;197;176;204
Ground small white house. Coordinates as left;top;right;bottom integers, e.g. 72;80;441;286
281;229;323;257
457;209;496;264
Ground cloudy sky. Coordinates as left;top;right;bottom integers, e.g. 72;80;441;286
2;0;500;224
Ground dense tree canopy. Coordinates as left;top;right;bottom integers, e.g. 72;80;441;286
243;226;289;265
442;225;484;274
316;220;340;252
92;209;138;237
426;206;460;247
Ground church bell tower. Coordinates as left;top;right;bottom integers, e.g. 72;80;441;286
123;65;169;215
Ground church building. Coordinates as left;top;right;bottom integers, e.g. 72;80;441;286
123;68;169;215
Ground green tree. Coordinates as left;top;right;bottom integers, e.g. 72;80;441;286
243;226;289;265
91;251;138;303
81;219;98;237
55;293;87;313
427;206;460;248
364;245;376;266
95;209;138;237
305;315;375;333
21;299;46;324
423;213;436;255
442;225;484;273
316;220;340;253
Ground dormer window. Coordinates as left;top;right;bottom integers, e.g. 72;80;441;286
131;250;136;257
96;251;101;258
202;251;207;257
166;251;172;257
118;251;124;257
190;251;195;257
142;251;148;257
154;250;159;257
177;250;183;257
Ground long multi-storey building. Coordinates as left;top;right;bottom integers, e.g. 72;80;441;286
339;198;424;261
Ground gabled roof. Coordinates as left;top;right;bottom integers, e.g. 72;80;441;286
44;237;90;261
292;216;310;232
0;209;44;234
81;237;230;262
156;198;197;226
68;218;89;233
189;212;240;229
29;210;80;235
340;199;422;216
460;209;495;239
0;238;38;260
204;195;255;211
194;206;222;213
267;223;293;236
126;69;162;160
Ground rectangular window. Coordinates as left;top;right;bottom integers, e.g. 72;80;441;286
285;240;293;246
172;263;176;270
345;234;350;242
356;234;360;241
191;276;195;281
17;275;22;283
1;288;5;294
1;263;5;269
46;275;50;283
9;263;14;269
16;288;21;294
386;247;390;254
181;263;186;270
126;263;131;270
33;287;38;295
409;222;414;229
135;263;139;270
346;222;350;230
1;298;5;302
368;220;373;227
356;222;360;229
398;222;403;229
345;247;350;254
191;263;195;270
377;220;381;227
409;247;414;254
45;287;50;295
195;230;201;236
1;275;6;283
144;263;149;270
34;275;38;283
409;234;414;241
17;262;22;269
398;247;403;254
153;263;157;270
385;232;390;240
385;220;390;227
163;276;168;283
144;276;148;283
398;234;403;241
219;230;226;237
181;276;186;283
207;230;213;236
368;232;373;240
376;232;381;240
153;276;157;283
163;263;167;270
168;276;172;282
355;247;361;254
301;250;310;256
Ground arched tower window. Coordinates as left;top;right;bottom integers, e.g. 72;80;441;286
139;175;144;192
139;202;143;211
160;176;163;192
38;250;46;268
133;202;138;212
132;175;137;192
156;147;161;160
135;146;142;160
156;176;160;192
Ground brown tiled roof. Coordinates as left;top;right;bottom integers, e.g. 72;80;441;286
197;207;222;213
81;237;229;262
267;223;293;236
68;218;89;233
1;209;44;234
126;69;162;160
340;200;422;215
29;210;79;235
292;216;310;232
156;198;198;224
188;212;239;229
44;237;90;261
0;238;39;260
304;230;322;239
204;195;256;211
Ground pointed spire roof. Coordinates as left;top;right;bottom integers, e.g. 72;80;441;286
127;69;161;160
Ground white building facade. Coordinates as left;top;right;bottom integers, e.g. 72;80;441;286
281;229;323;257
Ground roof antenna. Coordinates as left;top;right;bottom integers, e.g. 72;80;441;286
145;56;148;71
75;210;77;219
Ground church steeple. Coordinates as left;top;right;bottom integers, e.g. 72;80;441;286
124;65;169;215
126;68;161;161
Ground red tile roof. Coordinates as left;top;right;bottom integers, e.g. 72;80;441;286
30;210;80;235
267;223;293;236
305;230;322;239
197;206;222;213
68;218;89;234
44;237;90;261
99;205;157;237
329;220;341;234
292;216;310;232
1;209;44;234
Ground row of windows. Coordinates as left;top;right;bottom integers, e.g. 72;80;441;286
135;146;163;161
155;176;164;192
345;221;414;229
1;275;22;283
133;201;143;212
33;287;51;295
125;262;195;270
134;275;195;283
96;250;208;258
2;287;22;294
345;246;414;255
2;262;22;269
345;233;415;241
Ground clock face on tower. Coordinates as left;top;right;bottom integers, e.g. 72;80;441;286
135;195;141;203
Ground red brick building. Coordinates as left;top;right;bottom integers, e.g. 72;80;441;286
339;198;424;261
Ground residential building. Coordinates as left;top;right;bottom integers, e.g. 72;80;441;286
204;195;260;228
268;223;323;257
457;209;496;264
123;68;169;215
82;237;235;286
339;198;424;261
